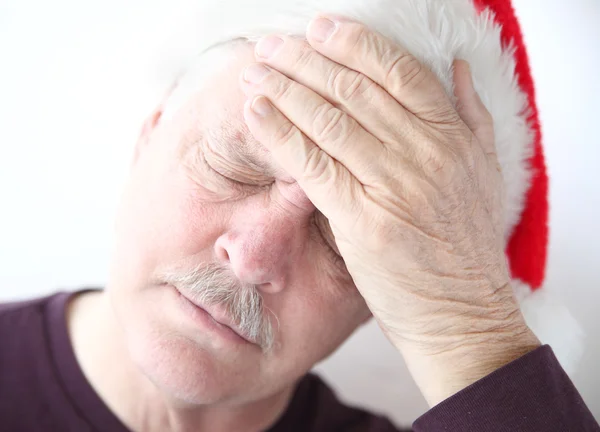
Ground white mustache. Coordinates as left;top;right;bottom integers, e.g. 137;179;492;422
158;262;275;351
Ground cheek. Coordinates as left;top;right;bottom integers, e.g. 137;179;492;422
275;251;365;355
114;158;229;281
298;238;363;323
281;291;364;366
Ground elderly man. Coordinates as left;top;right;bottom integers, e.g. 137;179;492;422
1;0;598;430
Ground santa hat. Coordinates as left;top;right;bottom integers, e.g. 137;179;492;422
156;0;583;371
471;0;583;372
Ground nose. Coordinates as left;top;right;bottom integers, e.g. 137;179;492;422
214;219;302;294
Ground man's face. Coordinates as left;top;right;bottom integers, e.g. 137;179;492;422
108;43;370;405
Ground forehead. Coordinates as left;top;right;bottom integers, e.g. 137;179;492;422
174;43;289;181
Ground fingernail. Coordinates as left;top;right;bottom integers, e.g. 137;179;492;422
256;36;284;58
250;96;273;117
244;64;271;84
307;18;337;43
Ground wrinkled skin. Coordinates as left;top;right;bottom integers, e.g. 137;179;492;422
109;43;373;406
78;38;372;431
67;14;539;432
239;16;539;405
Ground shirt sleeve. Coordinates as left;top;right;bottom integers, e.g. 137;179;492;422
412;345;599;431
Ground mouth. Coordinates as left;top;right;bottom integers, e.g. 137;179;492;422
169;284;256;346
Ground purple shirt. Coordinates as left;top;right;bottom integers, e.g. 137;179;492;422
0;291;598;431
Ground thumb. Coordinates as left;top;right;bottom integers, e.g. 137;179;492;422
453;59;495;156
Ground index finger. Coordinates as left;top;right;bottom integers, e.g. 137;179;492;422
306;16;453;121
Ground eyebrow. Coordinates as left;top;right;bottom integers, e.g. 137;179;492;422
211;124;279;179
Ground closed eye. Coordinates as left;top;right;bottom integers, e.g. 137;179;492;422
204;154;274;190
206;160;246;187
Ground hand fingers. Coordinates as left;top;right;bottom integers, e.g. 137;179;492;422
253;35;413;143
242;95;365;230
239;62;385;184
452;60;497;159
306;16;456;123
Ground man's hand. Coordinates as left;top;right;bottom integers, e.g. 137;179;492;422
238;15;540;405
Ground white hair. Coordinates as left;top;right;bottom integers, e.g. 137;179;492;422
158;261;276;351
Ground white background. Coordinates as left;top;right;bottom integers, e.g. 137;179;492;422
1;0;598;426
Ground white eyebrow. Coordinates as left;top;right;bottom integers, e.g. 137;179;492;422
212;124;279;179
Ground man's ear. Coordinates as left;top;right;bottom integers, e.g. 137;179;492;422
132;108;162;166
132;81;177;166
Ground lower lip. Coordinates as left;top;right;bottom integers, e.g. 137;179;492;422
170;286;250;346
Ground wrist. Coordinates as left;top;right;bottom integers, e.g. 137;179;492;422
400;320;541;406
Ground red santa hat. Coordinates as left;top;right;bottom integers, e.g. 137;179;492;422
156;0;583;371
475;0;547;292
472;0;583;372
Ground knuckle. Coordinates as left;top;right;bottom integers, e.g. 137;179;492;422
313;105;355;144
428;104;464;126
270;77;295;101
329;67;374;102
339;22;370;53
303;147;333;183
385;52;426;91
271;120;298;145
294;41;316;71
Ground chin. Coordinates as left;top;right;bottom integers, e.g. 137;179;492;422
110;287;255;406
128;323;253;405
